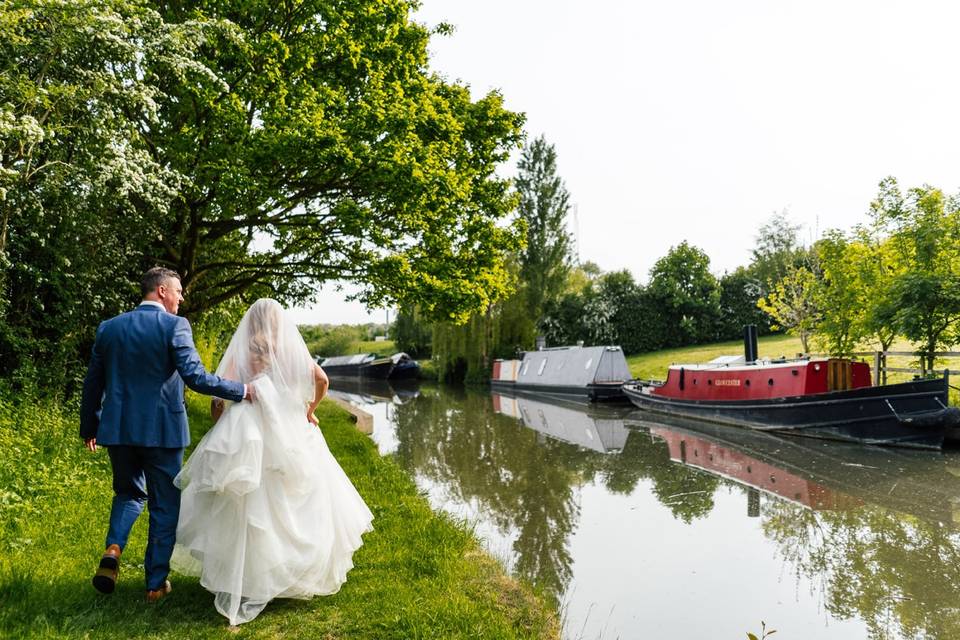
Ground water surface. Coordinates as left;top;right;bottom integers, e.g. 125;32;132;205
329;379;960;640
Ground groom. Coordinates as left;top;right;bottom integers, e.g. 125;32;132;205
80;267;252;601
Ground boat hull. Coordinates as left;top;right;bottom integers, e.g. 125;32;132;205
491;380;629;403
622;377;957;450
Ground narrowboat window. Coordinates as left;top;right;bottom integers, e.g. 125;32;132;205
814;363;821;371
707;379;713;385
538;359;547;375
791;369;799;376
745;379;751;386
693;378;698;385
768;378;774;386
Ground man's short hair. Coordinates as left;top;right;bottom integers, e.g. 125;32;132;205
141;267;181;297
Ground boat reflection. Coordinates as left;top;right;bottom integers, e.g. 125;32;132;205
627;412;960;529
327;377;421;406
491;391;633;453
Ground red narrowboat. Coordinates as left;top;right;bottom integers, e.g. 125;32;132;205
622;327;960;450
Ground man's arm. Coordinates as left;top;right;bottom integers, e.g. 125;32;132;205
79;324;106;447
171;317;246;402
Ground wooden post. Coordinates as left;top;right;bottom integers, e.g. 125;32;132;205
873;351;881;386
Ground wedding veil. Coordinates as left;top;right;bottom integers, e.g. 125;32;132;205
215;298;316;405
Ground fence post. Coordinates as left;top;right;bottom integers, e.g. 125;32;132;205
873;351;881;386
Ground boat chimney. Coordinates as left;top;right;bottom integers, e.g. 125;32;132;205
535;335;546;351
743;324;758;363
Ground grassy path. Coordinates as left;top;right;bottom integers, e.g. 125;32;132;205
0;393;558;639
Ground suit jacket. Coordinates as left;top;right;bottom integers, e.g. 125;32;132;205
80;303;245;448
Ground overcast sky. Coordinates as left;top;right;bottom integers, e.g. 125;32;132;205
291;0;960;326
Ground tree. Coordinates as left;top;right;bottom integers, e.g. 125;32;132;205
717;267;769;340
145;0;526;323
515;135;572;320
811;231;870;356
647;242;721;347
393;306;432;359
869;177;960;369
0;0;230;384
750;209;809;289
757;266;819;353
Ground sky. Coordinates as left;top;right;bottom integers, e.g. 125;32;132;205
291;0;960;326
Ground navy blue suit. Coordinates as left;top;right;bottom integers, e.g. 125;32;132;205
80;302;244;590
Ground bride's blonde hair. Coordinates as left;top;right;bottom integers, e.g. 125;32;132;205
247;299;282;374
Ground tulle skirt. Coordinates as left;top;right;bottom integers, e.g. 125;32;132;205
172;378;374;625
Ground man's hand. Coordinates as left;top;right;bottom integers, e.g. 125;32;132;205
84;438;97;452
244;384;256;402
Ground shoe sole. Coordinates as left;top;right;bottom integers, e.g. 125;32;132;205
92;556;119;594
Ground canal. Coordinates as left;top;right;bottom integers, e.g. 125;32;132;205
329;378;960;640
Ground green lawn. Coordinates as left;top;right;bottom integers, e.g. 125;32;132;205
626;333;804;380
0;393;558;639
352;339;396;355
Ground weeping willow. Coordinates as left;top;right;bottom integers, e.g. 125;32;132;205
432;287;537;384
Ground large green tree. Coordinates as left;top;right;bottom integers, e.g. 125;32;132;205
148;0;525;322
0;0;229;383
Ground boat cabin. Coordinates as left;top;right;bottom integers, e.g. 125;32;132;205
652;357;872;401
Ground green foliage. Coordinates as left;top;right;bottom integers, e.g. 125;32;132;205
0;0;229;387
0;0;526;391
647;241;722;347
751;210;809;290
810;231;869;356
758;266;819;353
143;0;525;323
515;135;572;320
717;267;770;340
869;177;960;368
393;306;433;359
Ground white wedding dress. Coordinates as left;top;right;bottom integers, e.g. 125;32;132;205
171;300;374;626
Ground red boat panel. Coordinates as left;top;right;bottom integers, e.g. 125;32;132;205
651;359;871;401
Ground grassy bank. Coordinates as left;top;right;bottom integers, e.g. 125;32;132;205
0;393;558;639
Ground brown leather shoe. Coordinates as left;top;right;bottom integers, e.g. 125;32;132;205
146;580;172;603
92;544;121;594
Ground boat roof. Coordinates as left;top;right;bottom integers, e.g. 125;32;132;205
667;357;814;372
319;353;376;367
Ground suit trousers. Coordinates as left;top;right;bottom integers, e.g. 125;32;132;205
105;445;184;591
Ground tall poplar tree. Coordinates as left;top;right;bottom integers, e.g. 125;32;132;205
515;135;572;321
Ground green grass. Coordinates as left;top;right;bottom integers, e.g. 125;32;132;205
352;339;396;355
626;333;804;380
0;393;558;639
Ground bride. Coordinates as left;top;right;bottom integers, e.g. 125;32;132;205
171;298;374;625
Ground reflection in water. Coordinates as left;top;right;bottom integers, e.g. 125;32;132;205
634;415;960;640
328;379;960;639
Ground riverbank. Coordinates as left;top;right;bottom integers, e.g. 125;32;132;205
0;392;559;639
